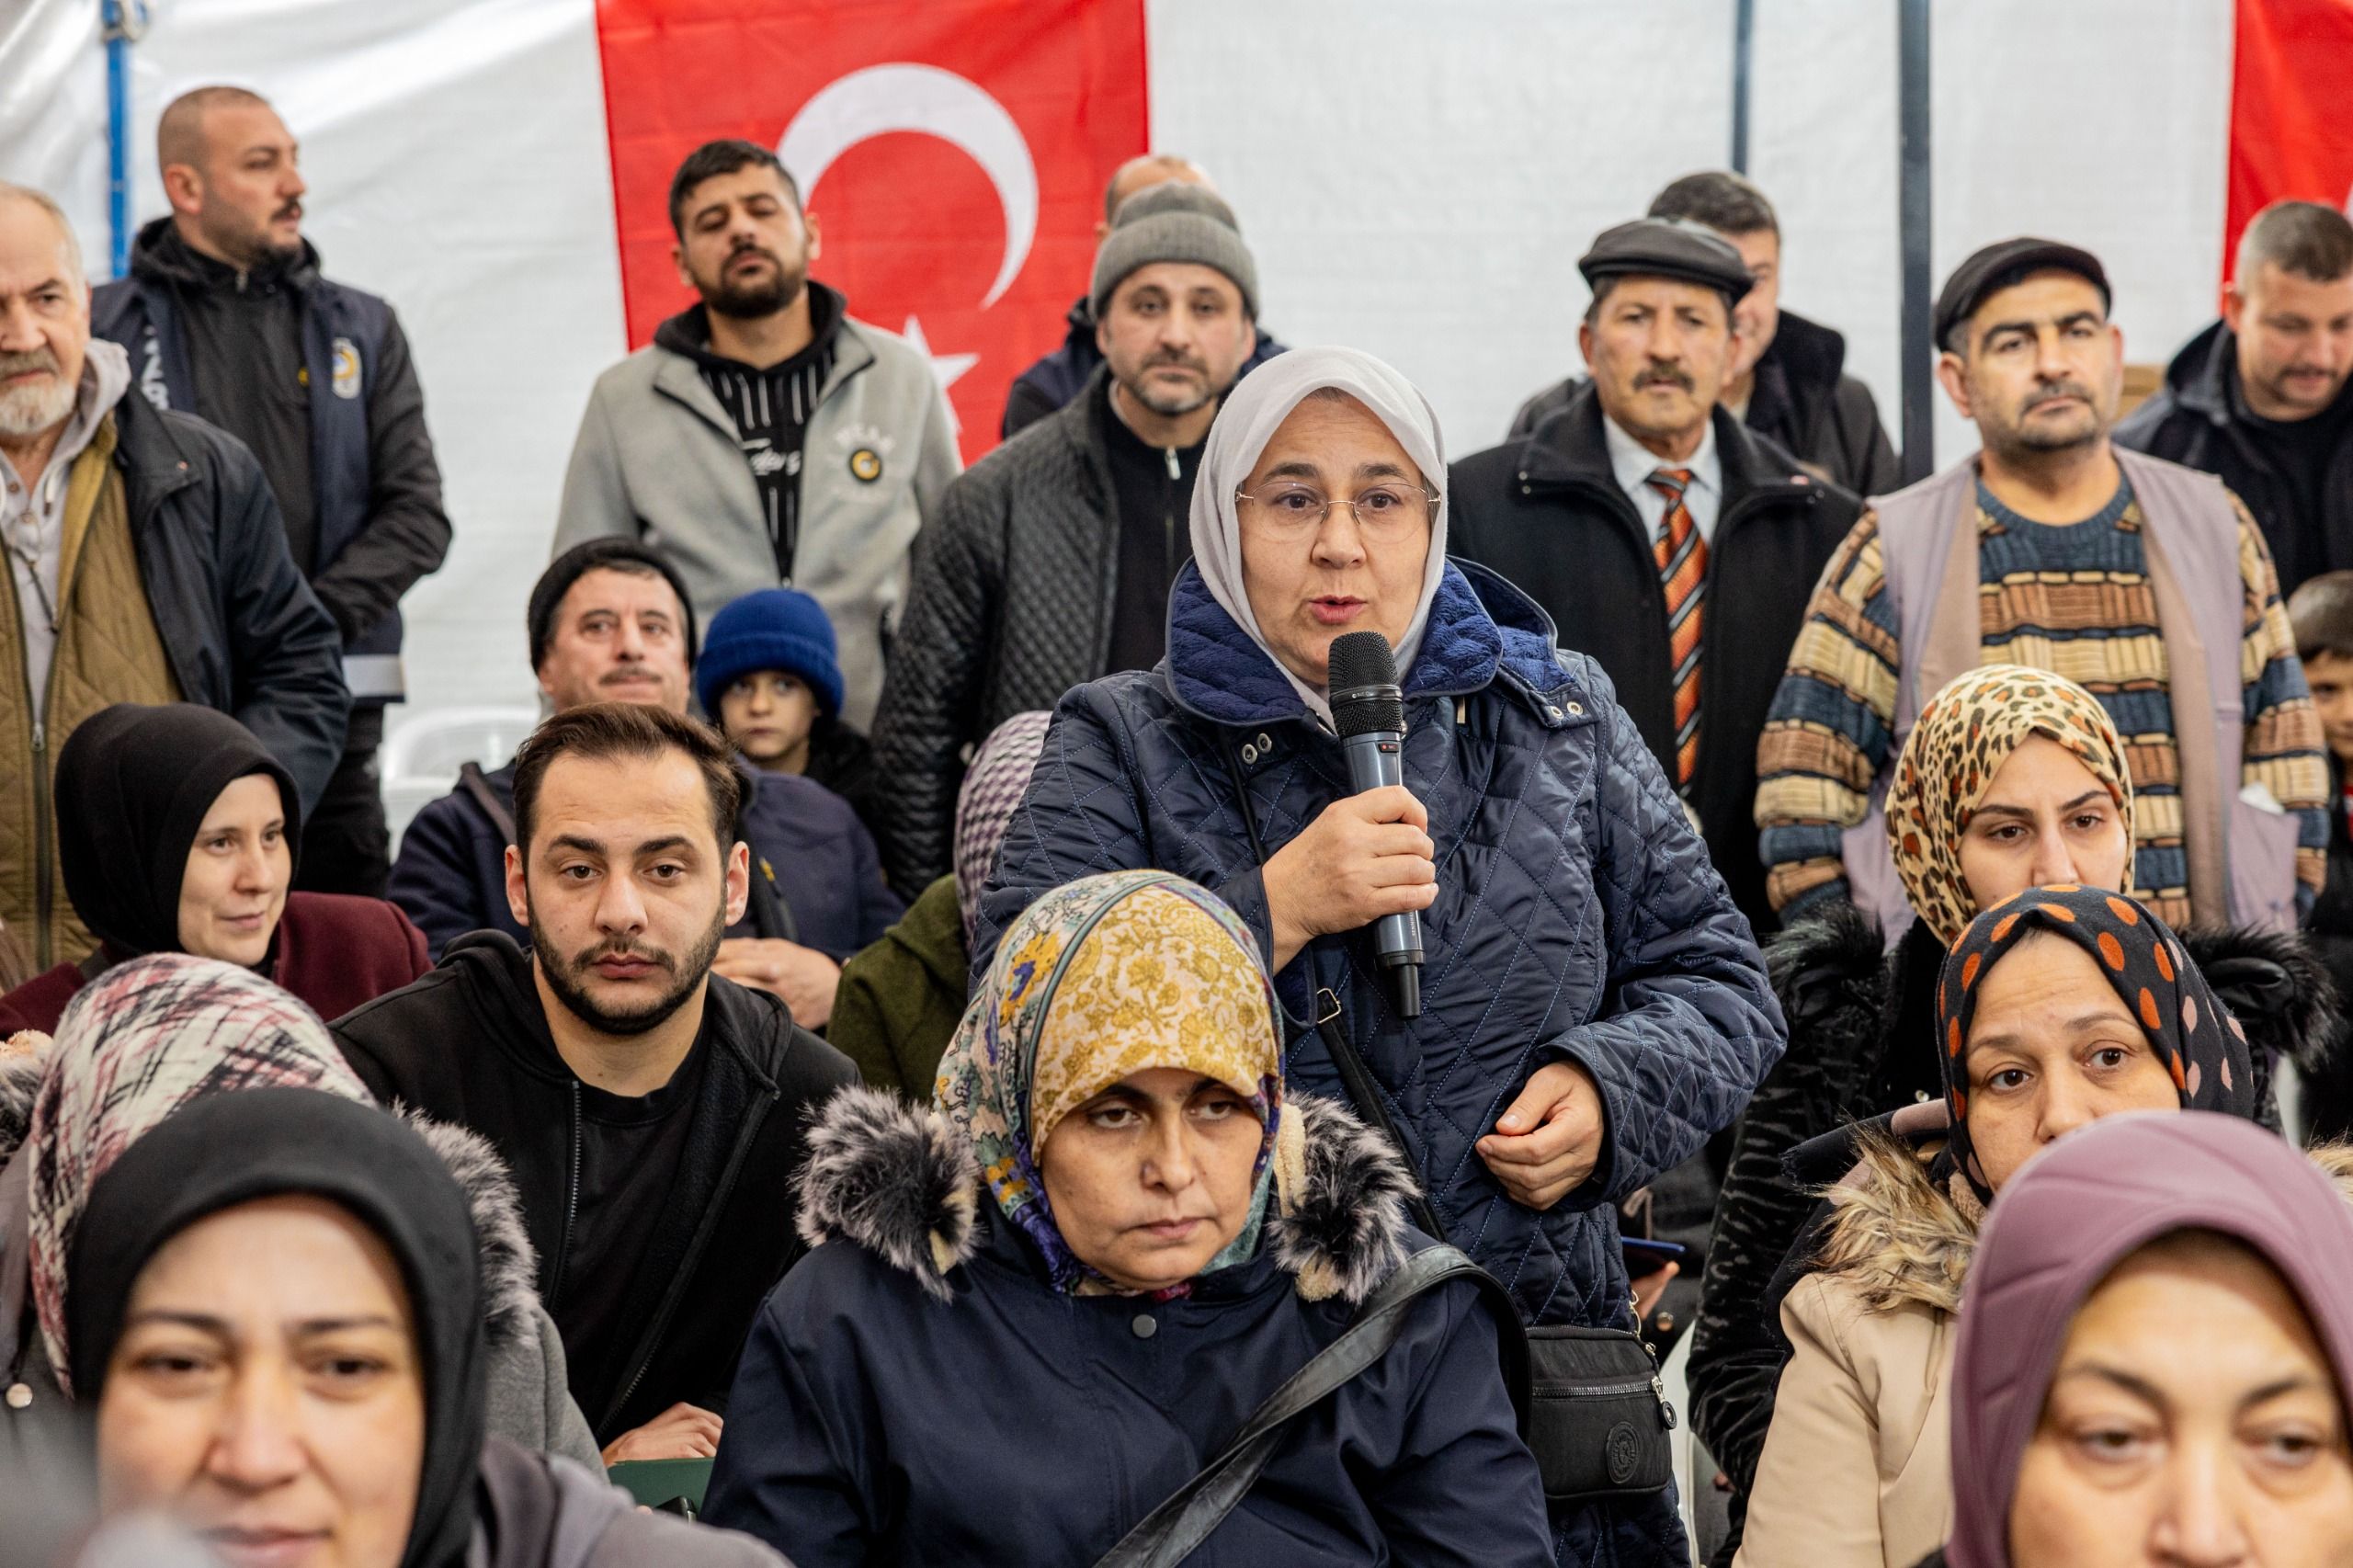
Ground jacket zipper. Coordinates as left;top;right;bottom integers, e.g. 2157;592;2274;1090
598;1081;779;1434
549;1081;583;1301
2;542;55;969
1162;444;1181;592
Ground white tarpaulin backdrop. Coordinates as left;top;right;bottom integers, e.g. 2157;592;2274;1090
1;0;2240;758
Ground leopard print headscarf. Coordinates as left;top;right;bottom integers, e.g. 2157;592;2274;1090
1886;665;2134;949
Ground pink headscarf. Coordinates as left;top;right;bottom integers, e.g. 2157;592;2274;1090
24;953;367;1392
1945;1112;2353;1567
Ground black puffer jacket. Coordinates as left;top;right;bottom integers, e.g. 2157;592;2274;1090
870;364;1128;892
1506;310;1902;498
1687;903;2339;1561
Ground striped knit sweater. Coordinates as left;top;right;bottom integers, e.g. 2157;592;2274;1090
1756;479;2328;930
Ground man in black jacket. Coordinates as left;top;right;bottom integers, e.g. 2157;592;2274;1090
91;85;451;897
1510;172;1900;498
872;183;1263;891
1455;217;1862;939
998;154;1287;438
335;701;857;1465
0;182;347;967
2117;199;2353;597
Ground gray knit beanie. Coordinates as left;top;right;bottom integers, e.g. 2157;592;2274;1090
1088;182;1260;322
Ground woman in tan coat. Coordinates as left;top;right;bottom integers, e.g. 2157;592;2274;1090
1735;883;2261;1567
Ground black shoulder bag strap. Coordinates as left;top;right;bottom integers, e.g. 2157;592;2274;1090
1215;736;1444;1241
1092;1244;1518;1568
459;762;517;847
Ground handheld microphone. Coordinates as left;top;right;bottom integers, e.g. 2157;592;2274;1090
1327;630;1424;1019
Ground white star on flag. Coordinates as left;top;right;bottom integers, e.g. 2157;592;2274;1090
903;316;980;433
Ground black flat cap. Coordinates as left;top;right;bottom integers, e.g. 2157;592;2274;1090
1934;237;2111;352
1578;218;1752;312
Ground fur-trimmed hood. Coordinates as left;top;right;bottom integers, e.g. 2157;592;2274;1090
1817;1131;2353;1320
797;1084;1419;1305
0;1034;545;1352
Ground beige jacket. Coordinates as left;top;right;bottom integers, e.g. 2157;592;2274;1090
1735;1136;1972;1568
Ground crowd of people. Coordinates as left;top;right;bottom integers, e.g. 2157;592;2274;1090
6;74;2353;1568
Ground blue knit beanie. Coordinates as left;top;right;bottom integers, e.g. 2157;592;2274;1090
695;588;846;721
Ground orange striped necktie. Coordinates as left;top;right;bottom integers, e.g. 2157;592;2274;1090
1645;467;1705;789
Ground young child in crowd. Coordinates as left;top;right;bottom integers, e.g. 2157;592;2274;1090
698;588;881;836
2290;570;2353;1139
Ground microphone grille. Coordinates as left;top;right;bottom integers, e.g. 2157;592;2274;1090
1327;631;1399;692
1328;631;1404;738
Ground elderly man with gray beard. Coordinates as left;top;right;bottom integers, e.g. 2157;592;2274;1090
0;182;346;970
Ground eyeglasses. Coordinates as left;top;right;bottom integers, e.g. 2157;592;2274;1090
1233;481;1438;530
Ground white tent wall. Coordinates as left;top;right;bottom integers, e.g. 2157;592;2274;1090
0;0;2242;770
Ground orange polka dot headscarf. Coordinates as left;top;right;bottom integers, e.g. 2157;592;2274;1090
1934;884;2255;1199
1887;665;2134;950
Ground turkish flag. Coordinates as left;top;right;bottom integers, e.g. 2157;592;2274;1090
2225;0;2353;279
594;0;1148;460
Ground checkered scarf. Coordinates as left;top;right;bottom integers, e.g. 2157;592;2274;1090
26;953;366;1393
954;710;1054;940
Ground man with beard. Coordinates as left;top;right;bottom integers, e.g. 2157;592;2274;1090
870;182;1262;891
388;539;902;1025
997;153;1288;438
2119;200;2353;597
0;182;346;969
1756;238;2327;936
554;139;960;734
336;700;858;1466
91;86;450;899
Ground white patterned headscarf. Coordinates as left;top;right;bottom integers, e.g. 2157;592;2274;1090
1188;346;1450;723
952;710;1054;941
25;954;366;1392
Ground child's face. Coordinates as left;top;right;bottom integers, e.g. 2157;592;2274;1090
720;669;820;766
2305;651;2353;766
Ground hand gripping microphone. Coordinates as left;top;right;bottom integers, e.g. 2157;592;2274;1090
1327;630;1424;1019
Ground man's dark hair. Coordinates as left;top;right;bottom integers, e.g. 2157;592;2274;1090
668;140;801;238
528;540;699;674
510;701;743;858
156;85;274;173
2237;200;2353;288
1649;171;1779;241
2290;571;2353;665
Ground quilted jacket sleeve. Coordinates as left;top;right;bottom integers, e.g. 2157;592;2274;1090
1541;663;1785;1205
871;467;1004;895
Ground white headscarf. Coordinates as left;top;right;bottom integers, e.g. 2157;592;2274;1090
1188;346;1450;723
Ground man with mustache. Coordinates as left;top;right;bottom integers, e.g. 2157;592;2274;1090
1452;217;1860;939
872;182;1263;891
553;139;960;738
90;85;450;901
338;700;857;1468
2119;200;2353;597
387;539;903;1024
0;181;346;969
1758;237;2328;937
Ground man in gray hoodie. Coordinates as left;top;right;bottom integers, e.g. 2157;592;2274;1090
552;140;960;733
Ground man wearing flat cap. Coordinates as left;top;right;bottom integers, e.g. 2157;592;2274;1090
1756;236;2327;938
1453;217;1861;936
871;181;1264;892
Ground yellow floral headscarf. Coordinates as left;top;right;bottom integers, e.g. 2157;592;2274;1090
934;870;1303;1295
1885;665;2134;949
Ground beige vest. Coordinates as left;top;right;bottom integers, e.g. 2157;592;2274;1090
0;415;181;968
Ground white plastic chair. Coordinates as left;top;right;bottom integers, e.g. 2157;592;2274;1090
381;705;541;854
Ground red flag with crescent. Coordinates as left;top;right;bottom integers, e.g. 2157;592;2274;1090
2225;0;2353;279
594;0;1148;460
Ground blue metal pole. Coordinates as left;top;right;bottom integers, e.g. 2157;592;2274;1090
1731;0;1755;175
100;0;142;279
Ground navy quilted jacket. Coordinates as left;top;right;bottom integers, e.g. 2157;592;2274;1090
978;559;1785;1563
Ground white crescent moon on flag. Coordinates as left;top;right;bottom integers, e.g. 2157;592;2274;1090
778;62;1040;308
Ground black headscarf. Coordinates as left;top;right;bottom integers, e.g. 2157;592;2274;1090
56;704;301;959
1935;883;2256;1200
68;1089;485;1568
